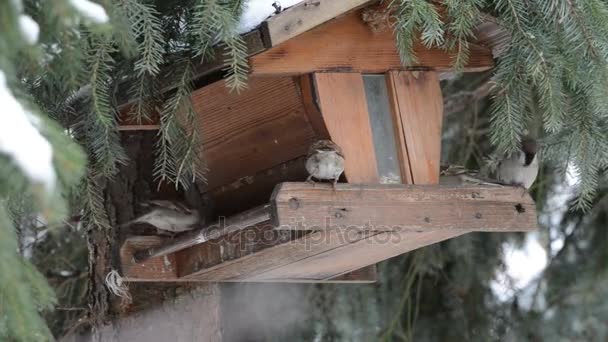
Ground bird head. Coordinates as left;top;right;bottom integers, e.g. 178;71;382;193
521;137;537;166
308;139;344;157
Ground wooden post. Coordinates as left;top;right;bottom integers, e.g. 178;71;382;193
386;71;444;185
313;72;379;183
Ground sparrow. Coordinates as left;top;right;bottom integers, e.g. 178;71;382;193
305;139;345;188
120;200;200;234
440;137;539;191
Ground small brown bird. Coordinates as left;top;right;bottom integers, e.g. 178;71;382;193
121;200;200;234
440;137;539;191
305;139;345;187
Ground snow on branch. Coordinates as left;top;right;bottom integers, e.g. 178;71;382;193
69;0;109;24
0;71;55;190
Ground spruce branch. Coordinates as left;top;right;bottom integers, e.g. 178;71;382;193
85;35;127;177
154;60;207;190
444;0;484;71
116;0;165;123
192;0;249;92
390;0;445;65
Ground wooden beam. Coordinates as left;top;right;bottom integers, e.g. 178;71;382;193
246;230;465;281
180;228;375;281
313;72;379;183
261;0;372;47
271;182;537;231
250;11;494;75
386;71;443;184
298;75;329;139
120;236;180;282
329;265;377;283
179;227;467;282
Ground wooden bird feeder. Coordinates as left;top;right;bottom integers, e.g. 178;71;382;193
118;0;531;283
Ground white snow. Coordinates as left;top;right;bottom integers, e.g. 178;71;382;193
69;0;109;24
0;71;55;190
237;0;303;33
491;232;548;302
18;15;39;45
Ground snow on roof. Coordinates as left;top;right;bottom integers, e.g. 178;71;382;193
238;0;303;33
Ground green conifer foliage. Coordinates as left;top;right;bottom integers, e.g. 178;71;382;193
1;0;608;340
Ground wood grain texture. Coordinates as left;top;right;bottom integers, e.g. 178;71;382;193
271;182;538;231
329;265;377;283
261;0;372;47
298;75;330;139
386;71;443;184
176;222;298;279
248;230;465;281
181;228;376;281
120;236;179;281
385;74;413;183
251;11;494;75
191;76;316;189
179;228;464;282
314;73;379;183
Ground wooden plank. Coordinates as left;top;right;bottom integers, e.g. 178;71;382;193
314;72;379;183
120;236;179;281
180;228;378;281
180;227;465;282
261;0;372;47
271;182;537;231
328;265;377;283
298;75;329;139
251;11;494;75
190;77;316;189
385;74;413;183
386;71;443;184
248;230;465;281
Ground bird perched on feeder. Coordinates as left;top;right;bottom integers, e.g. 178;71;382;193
120;200;200;234
496;136;539;189
440;137;539;191
305;139;345;188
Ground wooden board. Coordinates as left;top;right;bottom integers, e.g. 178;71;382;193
271;182;538;231
298;75;329;139
190;76;316;189
251;11;494;75
180;228;376;281
313;73;379;183
179;227;467;282
246;230;465;281
329;265;377;283
386;71;443;184
261;0;372;47
120;236;179;282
